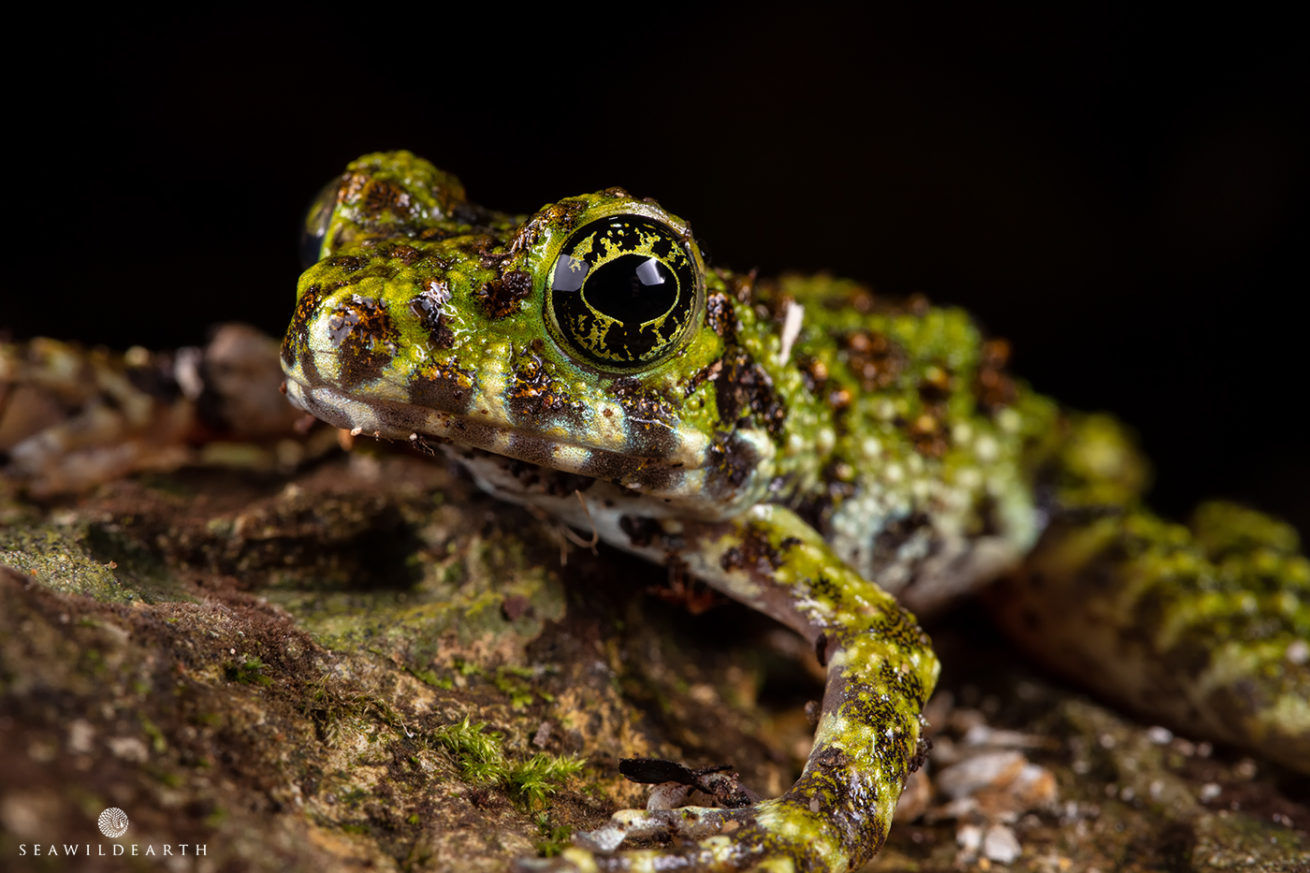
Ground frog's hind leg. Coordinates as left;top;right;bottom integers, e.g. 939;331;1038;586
991;414;1310;775
517;504;939;873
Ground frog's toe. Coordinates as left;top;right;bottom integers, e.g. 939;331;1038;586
513;803;820;872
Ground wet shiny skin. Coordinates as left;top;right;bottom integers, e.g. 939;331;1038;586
282;151;1309;872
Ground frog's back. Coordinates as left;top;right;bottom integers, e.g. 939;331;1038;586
733;273;1062;613
721;272;1309;776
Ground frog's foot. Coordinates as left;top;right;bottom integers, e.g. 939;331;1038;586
518;797;890;873
519;505;940;872
515;803;808;873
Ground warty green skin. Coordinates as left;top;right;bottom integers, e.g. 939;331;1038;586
281;151;1309;873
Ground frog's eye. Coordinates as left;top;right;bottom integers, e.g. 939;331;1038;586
300;174;343;267
545;215;703;372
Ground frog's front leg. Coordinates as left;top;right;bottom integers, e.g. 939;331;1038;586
519;504;939;873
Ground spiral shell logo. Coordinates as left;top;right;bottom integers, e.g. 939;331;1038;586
97;807;129;838
16;802;206;858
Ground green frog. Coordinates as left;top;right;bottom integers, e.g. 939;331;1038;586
281;151;1309;873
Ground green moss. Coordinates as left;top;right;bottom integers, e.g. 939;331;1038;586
299;683;408;751
152;767;182;788
79;648;107;677
493;665;555;709
408;666;443;687
433;716;585;810
533;815;574;858
505;753;585;808
224;656;273;686
141;715;167;754
1;526;132;602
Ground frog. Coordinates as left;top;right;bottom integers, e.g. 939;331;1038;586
279;151;1309;873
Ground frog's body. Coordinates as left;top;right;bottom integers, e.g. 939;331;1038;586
281;152;1309;873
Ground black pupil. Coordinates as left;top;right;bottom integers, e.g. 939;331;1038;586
548;214;700;370
584;254;677;324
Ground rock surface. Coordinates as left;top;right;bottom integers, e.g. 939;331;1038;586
2;444;1306;872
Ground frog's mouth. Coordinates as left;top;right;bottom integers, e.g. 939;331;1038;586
284;378;750;504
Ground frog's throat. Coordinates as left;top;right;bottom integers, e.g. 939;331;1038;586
284;378;773;507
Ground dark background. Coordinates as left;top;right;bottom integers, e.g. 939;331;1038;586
9;9;1307;535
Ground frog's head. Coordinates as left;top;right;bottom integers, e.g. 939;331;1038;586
281;152;780;511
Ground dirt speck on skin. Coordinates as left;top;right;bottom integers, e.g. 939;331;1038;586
2;453;1306;872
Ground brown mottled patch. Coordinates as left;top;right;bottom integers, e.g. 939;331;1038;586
909;412;949;458
849;286;877;314
793;471;854;534
415;226;456;243
380;242;422;265
705;431;760;496
843;330;905;392
807;573;842;606
500;595;531;621
572;447;647;487
628;463;683;494
477;270;533;319
786;752;886;864
410;279;455;349
975;338;1017;413
338;169;372;203
719;529;799;575
722;269;756;304
797;354;828;394
682;359;722;399
352;175;414;220
705;292;737;338
541;469;596;497
620;515;666;549
281;283;324;370
646;557;723;615
867;511;935;581
827;386;854;412
508;351;583;425
870;602;934;660
497;457;596;498
714;349;786;436
508;200;588;253
762;292;799;326
903;292;933;317
327;295;399;388
454;234;494;260
321;254;370;273
797;354;855;414
918;364;953;402
408;358;474;414
611;377;678;457
907;734;932;773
